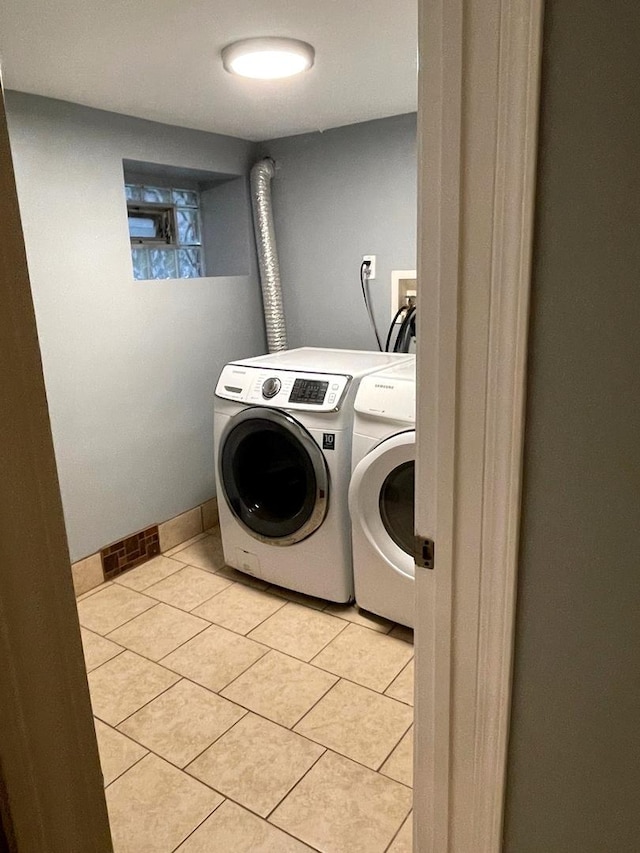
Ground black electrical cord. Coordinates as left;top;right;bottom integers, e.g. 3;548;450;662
402;307;417;351
393;305;417;353
385;305;407;352
360;261;383;351
401;307;417;352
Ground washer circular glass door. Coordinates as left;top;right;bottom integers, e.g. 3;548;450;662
349;430;416;578
219;407;329;545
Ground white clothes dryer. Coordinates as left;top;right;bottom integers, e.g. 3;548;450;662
214;348;412;602
349;357;417;627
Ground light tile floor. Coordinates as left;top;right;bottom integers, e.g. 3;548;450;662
78;529;414;853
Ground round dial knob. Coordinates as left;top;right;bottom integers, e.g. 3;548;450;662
261;377;281;399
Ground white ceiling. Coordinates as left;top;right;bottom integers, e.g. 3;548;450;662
0;0;417;141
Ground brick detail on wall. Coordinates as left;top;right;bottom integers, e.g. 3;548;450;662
100;526;160;580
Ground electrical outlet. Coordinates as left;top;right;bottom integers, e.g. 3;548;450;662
362;254;376;280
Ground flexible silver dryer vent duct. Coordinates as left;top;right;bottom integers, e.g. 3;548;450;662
250;158;288;352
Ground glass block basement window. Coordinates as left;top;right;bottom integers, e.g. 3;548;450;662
126;184;204;280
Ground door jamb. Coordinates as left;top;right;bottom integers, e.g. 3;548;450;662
0;82;113;851
413;1;544;850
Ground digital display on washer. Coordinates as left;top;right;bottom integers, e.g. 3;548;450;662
289;378;329;405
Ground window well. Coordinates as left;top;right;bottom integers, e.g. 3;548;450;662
123;160;254;281
125;183;203;280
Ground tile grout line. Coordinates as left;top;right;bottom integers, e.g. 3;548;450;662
176;702;251;771
163;530;212;558
307;637;414;693
291;665;414;729
111;552;190;590
383;809;413;853
99;684;250;779
76;582;113;603
243;600;345;644
163;533;218;562
377;657;415;696
158;639;272;699
233;659;338;731
180;707;260;777
261;744;411;847
103;604;212;658
291;695;415;780
308;620;354;663
219;652;340;729
143;566;236;613
384;656;416;704
180;731;352;828
102;745;149;790
95;674;181;730
192;589;290;637
79;591;162;637
161;615;218;654
214;648;285;698
225;644;414;707
170;786;325;853
264;747;328;822
88;616;207;679
168;797;225;853
164;538;208;560
86;647;127;675
288;676;343;731
374;719;415;775
288;616;351;663
265;818;324;853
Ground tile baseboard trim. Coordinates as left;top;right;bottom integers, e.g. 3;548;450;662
71;497;219;598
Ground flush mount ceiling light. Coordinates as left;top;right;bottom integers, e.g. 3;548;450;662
222;37;315;80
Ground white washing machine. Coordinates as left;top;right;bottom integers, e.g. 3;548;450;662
214;348;412;602
348;357;417;627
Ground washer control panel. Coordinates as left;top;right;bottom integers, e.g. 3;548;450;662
289;378;329;405
216;366;350;412
261;377;281;399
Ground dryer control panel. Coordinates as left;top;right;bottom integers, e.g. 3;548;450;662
215;365;350;413
354;373;416;423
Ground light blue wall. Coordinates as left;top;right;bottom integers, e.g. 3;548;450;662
5;96;417;561
6;92;266;561
262;113;417;350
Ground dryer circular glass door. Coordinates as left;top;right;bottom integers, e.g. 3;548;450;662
219;407;329;546
349;430;416;577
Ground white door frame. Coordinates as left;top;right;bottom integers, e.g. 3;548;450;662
413;1;544;851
